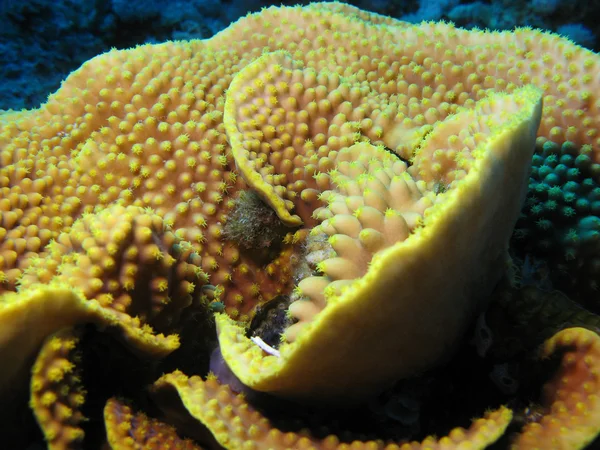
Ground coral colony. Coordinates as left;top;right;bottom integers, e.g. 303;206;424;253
1;2;600;449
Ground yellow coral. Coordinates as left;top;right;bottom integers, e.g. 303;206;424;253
2;2;599;312
0;283;179;397
0;281;182;448
104;397;202;450
151;370;512;450
217;85;542;404
512;327;600;449
1;1;600;446
30;329;85;449
18;204;205;328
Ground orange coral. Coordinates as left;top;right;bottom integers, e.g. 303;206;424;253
0;283;185;449
513;327;600;449
0;284;179;402
216;85;542;404
18;204;206;329
30;329;85;449
2;2;600;314
0;205;211;446
151;370;513;450
1;1;600;448
0;40;296;316
104;397;203;450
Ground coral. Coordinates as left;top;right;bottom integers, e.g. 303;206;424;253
0;284;178;394
512;139;600;310
17;204;207;329
3;2;600;313
513;327;600;449
151;328;600;450
219;74;542;404
4;0;600;113
2;2;600;448
30;329;85;449
0;283;182;448
104;397;202;449
0;205;208;446
151;370;513;449
0;43;297;318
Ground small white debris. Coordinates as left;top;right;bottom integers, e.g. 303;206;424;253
251;336;280;357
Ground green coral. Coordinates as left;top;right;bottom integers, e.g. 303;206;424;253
512;138;600;310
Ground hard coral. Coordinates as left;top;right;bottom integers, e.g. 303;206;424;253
0;283;181;448
31;329;85;449
513;139;600;310
514;327;600;449
151;370;513;450
1;2;600;449
104;397;202;450
17;204;206;329
219;82;542;404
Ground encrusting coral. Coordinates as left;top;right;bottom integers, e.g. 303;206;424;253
1;1;600;449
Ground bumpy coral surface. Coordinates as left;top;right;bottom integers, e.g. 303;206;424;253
30;328;86;449
514;327;600;449
151;370;513;449
513;139;600;309
2;2;600;449
104;397;203;449
219;80;541;403
152;326;600;450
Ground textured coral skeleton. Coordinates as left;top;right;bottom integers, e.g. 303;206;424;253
1;2;600;449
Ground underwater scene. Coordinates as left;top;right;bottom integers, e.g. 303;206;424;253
1;0;600;448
